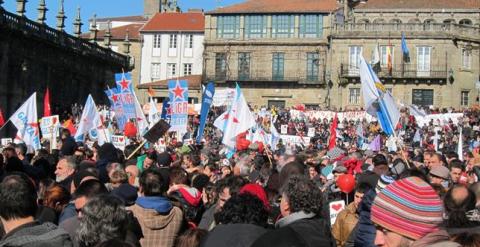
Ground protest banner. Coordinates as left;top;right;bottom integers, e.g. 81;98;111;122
105;73;138;131
307;127;316;137
212;88;235;106
280;125;288;134
168;80;189;133
40;115;60;140
329;200;346;225
1;138;12;146
111;135;127;151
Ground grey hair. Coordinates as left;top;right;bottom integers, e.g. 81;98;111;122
62;156;78;170
76;195;128;246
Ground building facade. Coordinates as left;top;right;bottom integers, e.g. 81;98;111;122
139;12;205;86
204;0;480;109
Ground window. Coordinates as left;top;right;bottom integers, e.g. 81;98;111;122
169;34;177;48
151;63;161;79
349;88;361;104
424;19;435;31
417;46;431;77
167;63;176;78
183;63;192;76
215;53;227;80
461;91;469;106
238;52;250;80
412;89;434;106
272;53;285;80
245;15;267;38
349;46;362;75
153;34;161;48
184;34;193;49
272;15;295;38
462;48;472;69
299;15;323;38
306;52;319;81
390;19;402;30
217;16;240;39
459;19;472;26
380;45;394;68
268;100;286;109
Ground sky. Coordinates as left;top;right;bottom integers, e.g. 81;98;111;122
3;0;244;34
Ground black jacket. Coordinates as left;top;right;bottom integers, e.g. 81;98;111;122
200;224;268;247
251;217;334;247
0;221;72;247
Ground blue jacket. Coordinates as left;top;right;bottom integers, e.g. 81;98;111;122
354;189;377;247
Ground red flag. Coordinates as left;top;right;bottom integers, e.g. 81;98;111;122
0;107;5;127
328;113;338;150
44;88;51;117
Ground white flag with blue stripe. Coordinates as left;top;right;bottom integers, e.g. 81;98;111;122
360;56;400;136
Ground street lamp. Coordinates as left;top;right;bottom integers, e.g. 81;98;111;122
448;68;454;84
325;71;333;109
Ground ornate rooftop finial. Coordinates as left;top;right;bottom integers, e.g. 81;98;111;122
16;0;27;17
104;21;112;47
37;0;47;24
56;0;66;31
123;29;131;54
90;13;98;43
73;7;83;37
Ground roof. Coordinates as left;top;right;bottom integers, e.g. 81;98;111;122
356;0;480;9
93;15;148;22
81;23;143;41
207;0;338;14
141;12;205;32
137;75;203;89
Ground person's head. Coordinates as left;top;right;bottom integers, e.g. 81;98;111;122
353;183;370;209
216;176;247;209
76;195;128;247
61;128;72;139
143;150;158;170
109;169;128;187
183;153;201;169
308;165;320;179
449;160;465;184
139;168;167;197
43;183;71;213
372;154;389;176
74;179;108;215
428;165;450;187
215;193;268;227
55;156;77;182
279;175;323;217
125;165;139;186
332;165;347;181
0;173;37;225
169;167;189;186
443;185;477;228
15;144;27;158
371;176;443;246
427;153;444;169
175;229;208;247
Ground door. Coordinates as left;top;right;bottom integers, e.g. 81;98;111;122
349;46;362;75
417;46;431;77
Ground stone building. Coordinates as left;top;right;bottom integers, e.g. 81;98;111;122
204;0;480;109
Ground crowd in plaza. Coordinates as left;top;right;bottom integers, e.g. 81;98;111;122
0;104;480;247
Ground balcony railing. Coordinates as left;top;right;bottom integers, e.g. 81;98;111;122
332;23;480;38
207;73;325;84
340;63;448;79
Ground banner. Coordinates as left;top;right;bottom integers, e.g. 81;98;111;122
168;80;189;133
111;135;127;151
307;127;315;137
415;113;463;127
105;73;137;131
1;138;12;146
160;97;171;120
281;125;288;134
40;115;60;140
289;110;376;122
197;82;215;144
212;88;235;106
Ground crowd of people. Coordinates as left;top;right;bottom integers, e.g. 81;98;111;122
0;105;479;247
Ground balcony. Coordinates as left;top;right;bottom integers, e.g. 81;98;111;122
331;23;480;41
339;63;448;84
206;73;325;85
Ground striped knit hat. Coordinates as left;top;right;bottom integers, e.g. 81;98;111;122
371;176;443;240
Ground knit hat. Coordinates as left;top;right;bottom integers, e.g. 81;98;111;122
371;176;443;240
375;175;395;193
240;184;271;211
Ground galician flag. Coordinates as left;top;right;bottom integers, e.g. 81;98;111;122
75;95;103;141
360;56;400;136
213;84;256;149
9;93;41;150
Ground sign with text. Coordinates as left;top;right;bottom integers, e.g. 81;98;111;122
281;125;288;134
111;135;127;151
40;115;60;140
168;80;189;133
307;127;316;137
329;200;346;225
1;138;12;146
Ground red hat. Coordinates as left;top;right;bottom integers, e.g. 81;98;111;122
240;184;271;211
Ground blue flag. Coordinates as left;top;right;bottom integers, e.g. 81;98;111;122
160;97;171;120
196;82;215;144
401;32;410;63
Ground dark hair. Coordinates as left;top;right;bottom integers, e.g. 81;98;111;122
186;154;201;167
139;169;167;196
192;173;209;192
446;151;459;160
216;176;247;196
450;160;465;172
372;154;388;166
94;239;133;247
15;143;28;156
74;179;108;199
61;128;72;137
355;182;372;194
215;193;268;227
169;167;189;185
280;175;323;215
443;185;477;228
279;161;305;187
175;229;207;247
77;195;128;247
0;173;38;220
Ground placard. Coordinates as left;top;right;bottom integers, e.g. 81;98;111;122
40;115;60;139
307;127;316;137
329;200;346;225
143;120;171;143
281;125;288;134
1;138;13;146
111;135;126;151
